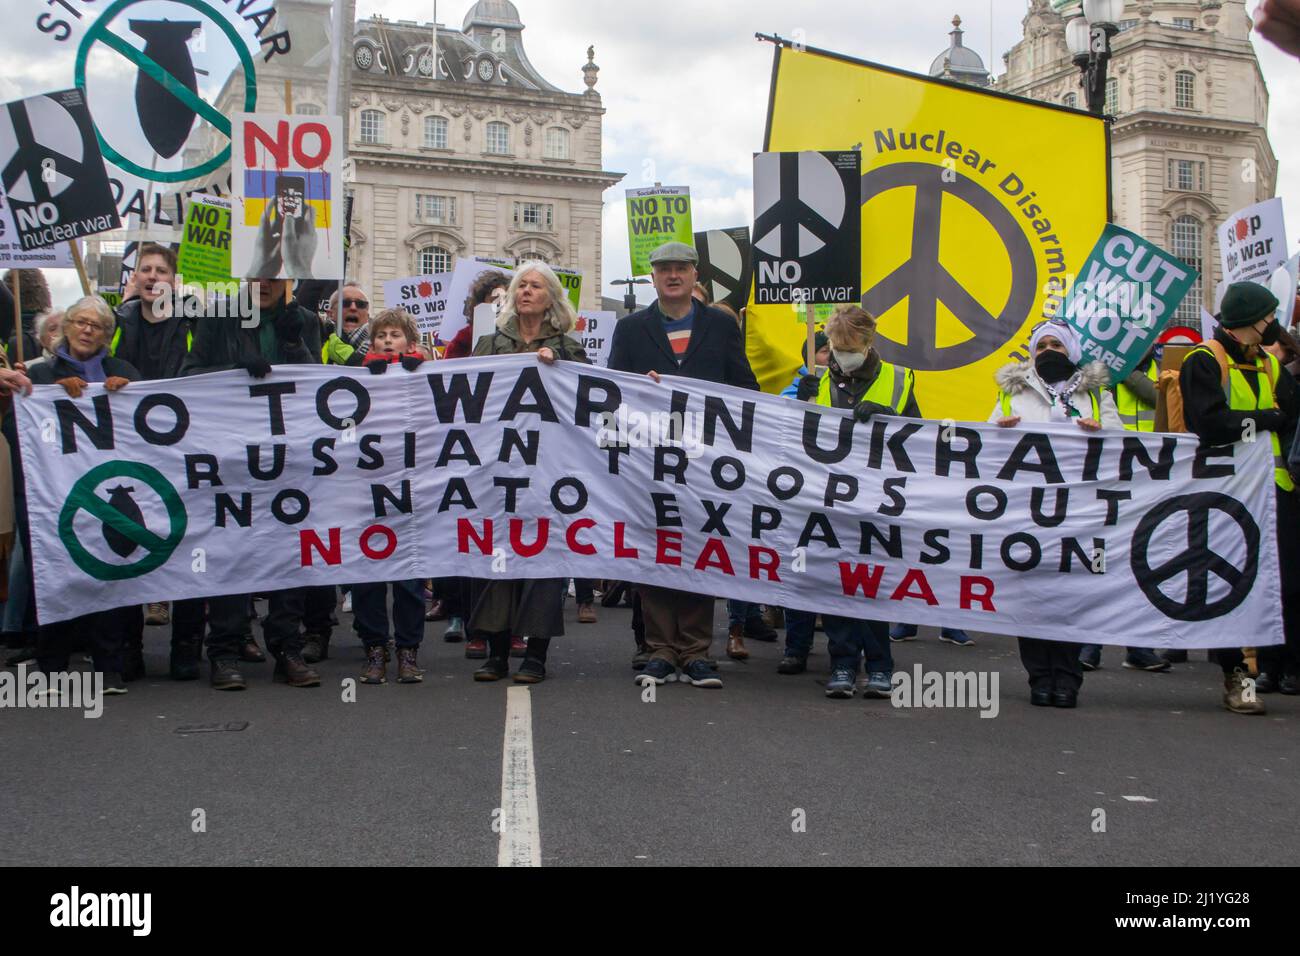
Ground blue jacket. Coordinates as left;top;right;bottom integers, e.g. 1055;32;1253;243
779;366;810;398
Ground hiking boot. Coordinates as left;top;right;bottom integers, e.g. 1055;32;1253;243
632;643;652;670
240;636;267;663
122;647;147;682
361;645;387;684
513;657;546;684
474;657;509;682
726;623;749;660
274;653;320;688
169;641;201;681
396;647;423;683
743;617;778;642
577;603;597;624
777;655;806;675
301;632;328;663
444;616;466;642
145;602;169;626
509;636;527;658
465;636;488;659
1224;668;1265;715
210;660;246;691
825;666;856;699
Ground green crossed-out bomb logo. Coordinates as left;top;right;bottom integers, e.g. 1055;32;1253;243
59;461;187;581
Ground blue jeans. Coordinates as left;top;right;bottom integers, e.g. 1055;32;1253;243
352;579;426;649
824;615;892;674
785;608;815;658
726;600;762;628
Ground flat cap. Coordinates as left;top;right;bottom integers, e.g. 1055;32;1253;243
649;241;698;265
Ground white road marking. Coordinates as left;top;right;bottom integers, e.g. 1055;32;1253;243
498;686;541;867
1121;795;1157;802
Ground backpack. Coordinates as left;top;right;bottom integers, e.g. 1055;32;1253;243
1160;340;1275;433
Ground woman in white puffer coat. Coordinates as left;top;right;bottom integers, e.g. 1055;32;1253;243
987;319;1122;710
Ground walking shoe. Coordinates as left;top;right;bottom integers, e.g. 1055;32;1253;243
241;636;268;663
939;629;974;646
122;648;147;682
1123;649;1171;672
1279;674;1299;695
1255;671;1279;694
635;659;675;685
341;592;352;614
513;657;546;684
300;633;328;663
1223;669;1265;715
425;598;448;622
102;672;128;695
509;636;527;658
3;645;37;667
361;645;387;684
825;667;856;699
889;624;918;643
743;617;778;642
274;653;321;688
474;657;509;682
444;616;466;642
210;660;246;691
465;636;488;659
169;641;201;681
863;671;893;698
1030;689;1053;707
1079;648;1101;671
397;648;423;683
1051;689;1078;708
632;643;652;670
683;660;723;688
1160;649;1188;664
577;603;597;624
777;655;807;675
726;623;749;661
762;605;784;629
145;602;169;626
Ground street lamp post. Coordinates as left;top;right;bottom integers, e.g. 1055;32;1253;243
1066;0;1126;115
610;277;650;315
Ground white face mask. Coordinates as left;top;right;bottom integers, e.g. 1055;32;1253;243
833;349;867;373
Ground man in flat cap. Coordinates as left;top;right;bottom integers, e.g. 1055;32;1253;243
608;241;759;690
1180;280;1299;712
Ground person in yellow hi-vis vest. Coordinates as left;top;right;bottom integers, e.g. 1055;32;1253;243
1076;350;1172;674
1180;280;1299;714
788;305;932;700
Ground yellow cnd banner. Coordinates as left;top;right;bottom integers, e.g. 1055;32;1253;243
747;44;1109;421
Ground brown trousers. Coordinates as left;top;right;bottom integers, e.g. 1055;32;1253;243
638;585;715;667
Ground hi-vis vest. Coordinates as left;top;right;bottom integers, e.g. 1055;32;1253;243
816;360;915;413
1187;344;1294;492
1114;360;1158;432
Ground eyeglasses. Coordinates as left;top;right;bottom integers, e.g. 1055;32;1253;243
342;298;369;309
67;318;108;333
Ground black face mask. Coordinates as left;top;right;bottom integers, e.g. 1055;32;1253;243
1260;321;1281;347
1035;349;1076;383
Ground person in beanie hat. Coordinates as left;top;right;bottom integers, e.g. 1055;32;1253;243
779;330;830;398
1180;280;1299;711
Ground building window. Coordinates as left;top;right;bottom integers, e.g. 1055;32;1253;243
1172;17;1196;30
296;104;322;115
1167;158;1205;192
359;109;385;144
1175;70;1195;109
513;202;553;230
486;121;510;155
418;245;452;274
1063;92;1078;109
518;249;551;264
415;194;456;224
1170;216;1203;322
544;127;570;159
1116;18;1139;32
424;115;449;149
1103;77;1118;115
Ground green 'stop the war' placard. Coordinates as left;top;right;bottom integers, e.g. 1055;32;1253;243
176;195;233;287
626;186;692;276
1059;223;1198;385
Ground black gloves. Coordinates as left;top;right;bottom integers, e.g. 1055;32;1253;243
239;356;272;379
1252;409;1287;433
365;358;389;375
399;353;424;372
795;374;820;400
853;400;894;423
273;307;304;345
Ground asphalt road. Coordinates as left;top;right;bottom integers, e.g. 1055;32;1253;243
2;597;1296;866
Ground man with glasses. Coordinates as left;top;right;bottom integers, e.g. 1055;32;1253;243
320;283;371;364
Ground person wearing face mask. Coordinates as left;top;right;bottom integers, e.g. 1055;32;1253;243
1180;280;1300;710
990;319;1122;708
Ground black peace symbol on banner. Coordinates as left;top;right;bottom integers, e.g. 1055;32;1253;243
860;162;1037;371
1130;492;1259;621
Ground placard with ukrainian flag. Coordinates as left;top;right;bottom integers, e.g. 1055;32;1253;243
748;43;1109;422
231;112;345;281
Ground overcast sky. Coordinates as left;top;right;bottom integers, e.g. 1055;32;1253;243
7;0;1300;309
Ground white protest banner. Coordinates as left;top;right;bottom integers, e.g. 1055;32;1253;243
575;310;619;367
232;113;344;280
0;184;75;269
16;358;1280;650
440;257;513;344
1268;253;1299;329
383;273;453;335
1219;198;1287;286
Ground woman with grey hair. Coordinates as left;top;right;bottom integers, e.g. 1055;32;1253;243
34;309;64;359
469;261;589;684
